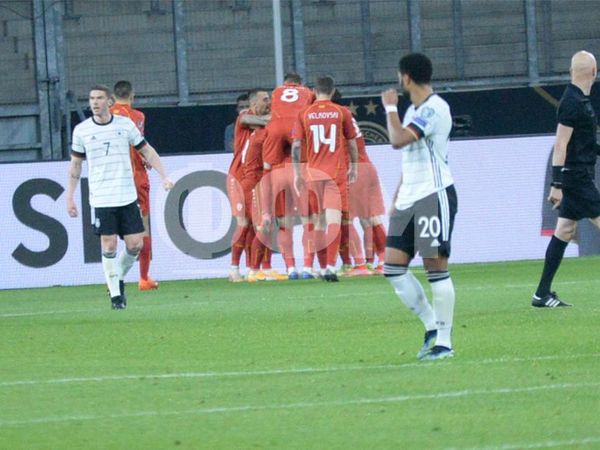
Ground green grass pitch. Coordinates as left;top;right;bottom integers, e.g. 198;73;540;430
1;258;599;449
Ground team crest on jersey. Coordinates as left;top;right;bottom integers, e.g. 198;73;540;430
236;202;243;212
421;107;435;119
95;218;101;228
356;121;389;144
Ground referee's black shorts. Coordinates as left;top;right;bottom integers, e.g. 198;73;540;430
560;168;600;221
387;185;458;259
93;201;144;237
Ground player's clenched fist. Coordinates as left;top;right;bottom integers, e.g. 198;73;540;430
381;88;399;107
66;197;78;218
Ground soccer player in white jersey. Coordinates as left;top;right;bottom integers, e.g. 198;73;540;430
380;53;457;360
66;85;174;310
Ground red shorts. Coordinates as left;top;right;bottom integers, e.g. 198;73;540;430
297;187;319;217
136;182;150;216
264;164;298;218
308;178;347;213
263;118;292;167
349;162;385;218
250;184;268;225
227;174;246;217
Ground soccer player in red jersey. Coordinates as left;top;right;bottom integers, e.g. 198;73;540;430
348;117;387;274
237;91;288;282
110;80;160;291
291;76;359;282
227;90;270;282
262;73;315;279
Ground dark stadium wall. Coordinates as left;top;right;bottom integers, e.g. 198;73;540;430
71;84;600;155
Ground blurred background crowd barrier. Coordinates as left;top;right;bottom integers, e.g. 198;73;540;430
1;0;600;161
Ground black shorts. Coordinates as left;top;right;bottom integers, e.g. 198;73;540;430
560;168;600;221
386;185;457;259
93;201;144;237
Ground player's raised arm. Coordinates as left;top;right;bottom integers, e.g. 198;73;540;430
240;113;270;128
381;89;418;149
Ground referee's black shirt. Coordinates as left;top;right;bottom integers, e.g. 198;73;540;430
558;83;598;168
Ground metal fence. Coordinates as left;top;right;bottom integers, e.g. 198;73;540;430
1;0;600;160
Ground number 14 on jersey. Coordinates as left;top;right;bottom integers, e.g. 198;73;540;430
309;124;337;153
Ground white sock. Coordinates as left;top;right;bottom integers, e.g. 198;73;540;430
287;266;297;275
118;248;139;280
388;271;436;331
429;276;455;349
102;251;120;297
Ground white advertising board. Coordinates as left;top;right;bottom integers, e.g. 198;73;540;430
0;135;572;289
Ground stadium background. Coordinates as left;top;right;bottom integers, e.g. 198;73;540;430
2;0;600;288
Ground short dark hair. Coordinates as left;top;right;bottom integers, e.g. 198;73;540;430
89;84;112;98
284;72;302;84
248;88;267;102
113;80;133;99
399;53;433;84
236;93;249;103
315;75;335;95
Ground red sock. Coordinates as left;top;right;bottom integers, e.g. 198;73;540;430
251;232;265;270
363;225;374;264
245;227;255;269
231;225;248;266
139;235;151;279
262;246;272;270
339;222;351;265
326;223;341;267
348;223;365;265
277;227;295;269
373;224;387;262
302;223;315;268
315;229;327;269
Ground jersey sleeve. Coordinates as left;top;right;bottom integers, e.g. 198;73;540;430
71;127;86;158
126;119;146;149
342;108;357;140
557;97;579;128
407;105;438;139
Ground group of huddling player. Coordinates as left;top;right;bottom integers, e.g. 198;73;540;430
226;73;388;283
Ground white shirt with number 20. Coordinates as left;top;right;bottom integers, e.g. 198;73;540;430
395;94;454;211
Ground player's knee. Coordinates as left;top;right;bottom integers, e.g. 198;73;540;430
555;221;576;241
127;239;144;255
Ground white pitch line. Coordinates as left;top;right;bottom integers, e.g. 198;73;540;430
449;436;600;450
0;381;598;428
0;352;598;389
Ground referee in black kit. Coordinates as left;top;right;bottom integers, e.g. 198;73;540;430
533;50;600;308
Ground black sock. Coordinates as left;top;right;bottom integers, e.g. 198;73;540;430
535;236;568;297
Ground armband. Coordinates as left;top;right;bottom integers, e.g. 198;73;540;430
551;165;563;188
384;105;398;114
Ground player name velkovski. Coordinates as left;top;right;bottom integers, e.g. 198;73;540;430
307;111;339;119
